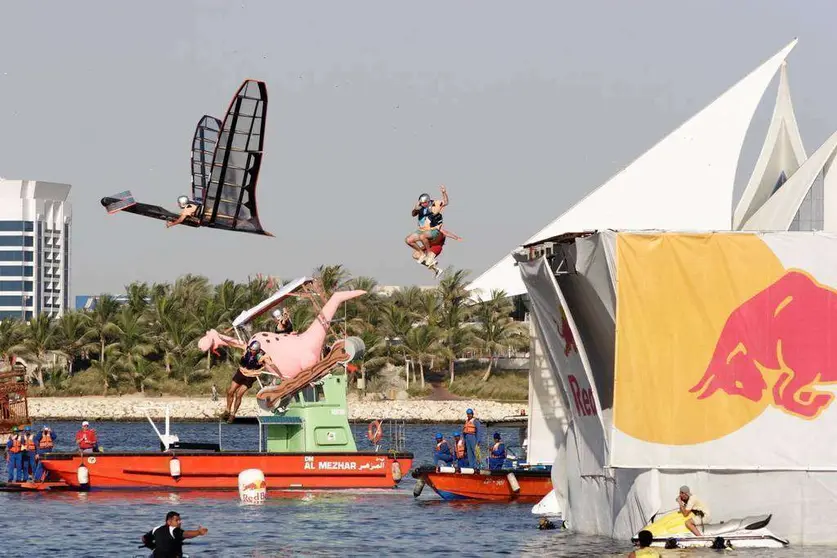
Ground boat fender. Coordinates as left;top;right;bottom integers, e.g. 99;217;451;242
238;469;267;505
391;461;403;481
459;467;475;475
506;472;521;493
438;466;456;474
367;420;383;445
77;463;89;488
169;456;181;480
413;478;425;498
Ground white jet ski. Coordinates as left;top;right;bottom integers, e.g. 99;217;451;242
633;509;789;549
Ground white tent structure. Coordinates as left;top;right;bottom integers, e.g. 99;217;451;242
467;38;837;301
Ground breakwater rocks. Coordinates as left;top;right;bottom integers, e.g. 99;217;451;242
28;395;528;424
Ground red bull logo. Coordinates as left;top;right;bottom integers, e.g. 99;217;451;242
241;480;266;491
557;306;578;357
690;270;837;420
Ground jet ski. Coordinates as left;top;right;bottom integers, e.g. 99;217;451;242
633;509;790;549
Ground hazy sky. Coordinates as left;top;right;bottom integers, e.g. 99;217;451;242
1;1;836;296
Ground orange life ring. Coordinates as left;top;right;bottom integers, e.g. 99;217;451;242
367;420;383;445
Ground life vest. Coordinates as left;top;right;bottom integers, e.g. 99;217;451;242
39;431;54;450
463;417;477;435
240;350;264;370
455;439;466;458
23;434;36;452
8;435;21;453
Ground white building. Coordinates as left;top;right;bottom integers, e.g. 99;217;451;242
0;179;72;320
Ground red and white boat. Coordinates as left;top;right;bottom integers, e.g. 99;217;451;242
411;464;552;502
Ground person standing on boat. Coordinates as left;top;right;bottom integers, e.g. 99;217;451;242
462;408;485;468
20;426;37;481
452;432;468;469
223;340;270;423
677;485;711;536
142;510;208;558
75;421;99;454
488;432;507;470
33;425;56;482
433;433;454;467
5;426;23;482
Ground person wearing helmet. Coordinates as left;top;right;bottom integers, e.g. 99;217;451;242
405;185;448;274
222;339;269;423
272;308;294;335
488;432;507;471
452;432;468;468
432;433;454;467
165;195;202;229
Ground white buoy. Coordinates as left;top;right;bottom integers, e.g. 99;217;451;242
391;461;402;481
169;456;181;479
506;472;521;493
238;469;266;504
438;466;456;473
77;463;90;490
459;467;475;475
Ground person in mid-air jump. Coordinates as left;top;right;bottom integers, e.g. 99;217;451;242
405;185;449;277
166;196;202;229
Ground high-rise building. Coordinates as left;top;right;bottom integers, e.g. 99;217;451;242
0;179;72;320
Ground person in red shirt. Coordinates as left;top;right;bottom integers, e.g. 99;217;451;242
75;421;99;454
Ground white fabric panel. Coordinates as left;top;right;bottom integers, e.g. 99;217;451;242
467;40;797;300
742;131;837;230
734;62;808;229
823;152;837;232
518;257;608;474
524;312;568;467
574;234;616;321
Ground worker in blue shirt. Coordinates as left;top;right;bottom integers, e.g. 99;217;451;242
6;426;23;482
488;432;507;471
462;408;485;468
433;433;454;467
452;432;468;468
33;425;56;482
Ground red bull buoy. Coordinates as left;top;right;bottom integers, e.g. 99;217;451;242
77;463;90;491
169;456;181;480
238;469;266;504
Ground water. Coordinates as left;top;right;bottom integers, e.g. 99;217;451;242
1;420;834;557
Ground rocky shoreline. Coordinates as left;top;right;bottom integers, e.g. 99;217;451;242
27;395;528;424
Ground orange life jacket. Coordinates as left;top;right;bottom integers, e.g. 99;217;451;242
455;438;466;458
23;434;35;452
463;417;477;434
39;431;53;449
7;435;21;453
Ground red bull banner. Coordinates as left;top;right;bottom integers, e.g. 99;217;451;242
611;231;837;468
518;256;609;472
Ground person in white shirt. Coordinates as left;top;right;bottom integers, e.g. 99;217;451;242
677;485;711;536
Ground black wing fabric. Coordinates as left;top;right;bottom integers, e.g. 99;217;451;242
191;115;222;204
201;80;271;236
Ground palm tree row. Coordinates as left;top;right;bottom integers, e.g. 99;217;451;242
0;265;529;395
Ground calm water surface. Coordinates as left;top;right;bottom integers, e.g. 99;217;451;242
0;420;834;557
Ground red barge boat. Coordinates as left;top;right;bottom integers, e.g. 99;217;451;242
412;464;552;502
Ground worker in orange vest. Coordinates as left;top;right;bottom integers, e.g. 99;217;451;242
33;425;57;482
20;426;37;481
462;408;485;469
452;432;468;469
6;426;23;482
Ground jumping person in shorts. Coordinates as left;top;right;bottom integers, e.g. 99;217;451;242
222;340;270;423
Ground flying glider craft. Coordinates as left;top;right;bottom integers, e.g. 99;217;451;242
101;79;273;237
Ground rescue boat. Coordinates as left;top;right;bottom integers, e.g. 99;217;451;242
41;373;413;491
411;464;553;502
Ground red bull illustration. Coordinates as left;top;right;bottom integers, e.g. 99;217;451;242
690;269;837;420
242;480;266;491
558;306;578;356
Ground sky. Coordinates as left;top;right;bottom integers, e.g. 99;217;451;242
1;0;836;296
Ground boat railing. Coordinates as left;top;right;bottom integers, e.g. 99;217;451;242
382;419;407;454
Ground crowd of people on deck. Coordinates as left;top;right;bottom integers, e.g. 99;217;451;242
5;420;100;483
432;408;512;470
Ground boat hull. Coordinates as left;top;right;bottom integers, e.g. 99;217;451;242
412;465;552;502
42;451;413;491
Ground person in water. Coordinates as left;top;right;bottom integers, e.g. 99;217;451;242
166;195;202;229
677;485;711;536
222;340;271;423
142;510;208;558
405;185;448;270
272;308;294;335
628;530;661;557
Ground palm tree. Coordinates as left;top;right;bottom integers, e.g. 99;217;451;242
473;289;529;381
88;346;126;395
11;314;61;388
55;311;91;375
84;295;121;364
404;325;439;388
125;282;151;315
0;318;23;370
315;264;351;298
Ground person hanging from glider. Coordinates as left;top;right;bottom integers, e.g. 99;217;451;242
165;195;203;229
221;339;276;423
405;185;459;278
